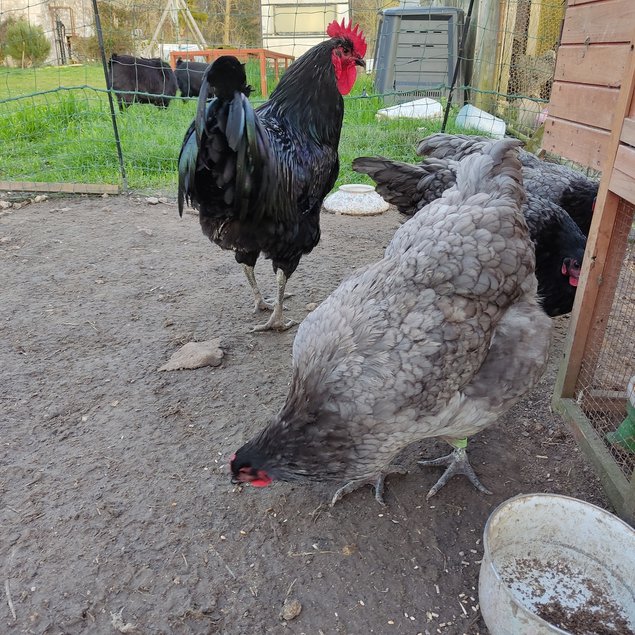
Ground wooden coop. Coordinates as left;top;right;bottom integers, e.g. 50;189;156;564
549;1;635;524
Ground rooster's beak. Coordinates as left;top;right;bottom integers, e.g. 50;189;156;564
355;58;366;68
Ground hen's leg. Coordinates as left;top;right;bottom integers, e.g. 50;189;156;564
242;264;274;312
418;438;491;499
330;465;408;507
251;269;297;332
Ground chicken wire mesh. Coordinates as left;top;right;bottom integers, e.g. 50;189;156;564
0;0;566;192
575;198;635;484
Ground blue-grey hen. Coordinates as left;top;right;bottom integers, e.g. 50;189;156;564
230;139;552;504
177;21;366;331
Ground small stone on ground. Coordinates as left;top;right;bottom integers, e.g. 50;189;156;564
159;338;223;371
280;598;302;621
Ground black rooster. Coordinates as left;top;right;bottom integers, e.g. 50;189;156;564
178;21;366;331
353;150;587;317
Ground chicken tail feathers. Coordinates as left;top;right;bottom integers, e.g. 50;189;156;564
177;55;271;220
353;155;458;216
195;74;211;144
231;93;269;221
454;138;524;204
416;132;491;160
352;156;420;214
226;92;246;151
177;124;198;217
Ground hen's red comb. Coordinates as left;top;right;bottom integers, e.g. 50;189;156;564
326;19;367;57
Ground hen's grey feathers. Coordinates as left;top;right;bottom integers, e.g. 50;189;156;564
417;132;599;236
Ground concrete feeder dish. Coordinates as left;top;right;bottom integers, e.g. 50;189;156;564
322;184;390;216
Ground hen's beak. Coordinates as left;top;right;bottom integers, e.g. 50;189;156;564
355;58;366;68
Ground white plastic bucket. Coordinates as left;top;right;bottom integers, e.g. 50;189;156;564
455;104;506;139
376;97;443;120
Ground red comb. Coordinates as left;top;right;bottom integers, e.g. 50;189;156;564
326;19;367;57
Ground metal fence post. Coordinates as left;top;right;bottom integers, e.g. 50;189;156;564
92;0;128;189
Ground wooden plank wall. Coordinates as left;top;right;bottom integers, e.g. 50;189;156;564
550;4;635;520
553;10;635;397
542;0;634;170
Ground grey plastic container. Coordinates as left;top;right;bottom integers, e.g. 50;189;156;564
374;7;465;105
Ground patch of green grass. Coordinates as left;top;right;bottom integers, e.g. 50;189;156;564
0;64;487;193
338;90;482;187
0;64;105;100
0;88;195;188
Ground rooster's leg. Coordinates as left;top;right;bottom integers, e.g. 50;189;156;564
242;264;274;312
418;438;491;499
330;465;408;507
251;270;297;332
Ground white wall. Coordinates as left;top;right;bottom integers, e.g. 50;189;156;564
260;0;350;58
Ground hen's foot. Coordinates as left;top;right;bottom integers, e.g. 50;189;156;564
418;447;491;499
330;465;408;507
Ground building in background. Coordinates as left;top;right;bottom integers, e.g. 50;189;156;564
1;0;95;65
261;0;350;57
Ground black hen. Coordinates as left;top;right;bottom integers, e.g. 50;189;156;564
416;133;599;236
178;21;366;331
353;152;586;317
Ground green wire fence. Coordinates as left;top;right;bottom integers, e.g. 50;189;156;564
0;0;566;193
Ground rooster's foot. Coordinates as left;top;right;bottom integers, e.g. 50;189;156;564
250;314;297;332
330;465;408;507
418;447;491;499
254;293;293;313
253;298;275;313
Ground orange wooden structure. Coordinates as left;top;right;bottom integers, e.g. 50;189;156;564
548;1;635;523
169;48;294;97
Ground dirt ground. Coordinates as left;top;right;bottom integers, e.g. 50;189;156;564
1;194;610;635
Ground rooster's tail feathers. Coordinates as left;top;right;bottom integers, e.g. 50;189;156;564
233;93;265;219
194;72;211;144
177;125;198;217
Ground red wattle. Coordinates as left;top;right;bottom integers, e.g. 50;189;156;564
337;67;357;95
569;276;579;287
